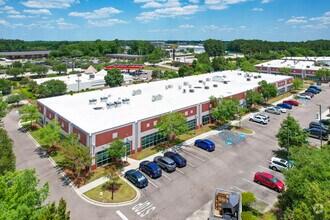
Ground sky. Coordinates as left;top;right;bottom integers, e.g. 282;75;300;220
0;0;329;41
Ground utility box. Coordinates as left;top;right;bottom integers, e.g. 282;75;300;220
208;188;242;220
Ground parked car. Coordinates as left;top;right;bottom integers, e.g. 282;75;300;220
256;114;270;121
274;105;287;113
269;157;292;172
124;169;148;188
309;121;329;132
154;156;176;172
304;128;329;140
277;103;292;109
297;94;311;100
265;107;280;115
309;85;321;92
254;172;285;192
320;119;330;126
139;161;162;178
249;115;268;124
301;92;314;98
283;99;299;106
316;81;322;86
194;139;215;151
164;152;187;168
305;88;319;94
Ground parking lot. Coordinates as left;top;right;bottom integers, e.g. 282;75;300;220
114;85;330;220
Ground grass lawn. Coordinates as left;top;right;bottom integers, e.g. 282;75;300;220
84;178;137;203
144;65;174;71
129;147;162;160
266;92;294;104
85;167;106;184
257;211;277;220
231;126;254;135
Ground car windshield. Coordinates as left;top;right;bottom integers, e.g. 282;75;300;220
271;176;278;183
135;172;145;181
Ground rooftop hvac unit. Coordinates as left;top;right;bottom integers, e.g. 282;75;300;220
247;78;251;81
132;89;142;96
178;85;182;90
168;84;173;88
189;89;194;93
189;84;192;88
152;94;163;102
199;80;203;83
258;75;261;78
223;81;228;84
106;102;115;108
213;84;218;87
165;85;168;90
206;78;211;81
89;99;97;104
183;89;186;93
254;76;258;79
100;96;108;102
223;75;227;78
205;86;209;89
114;101;122;107
183;81;189;86
122;98;130;104
237;72;242;75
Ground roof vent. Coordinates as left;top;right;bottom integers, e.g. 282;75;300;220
183;81;189;86
122;98;130;104
152;94;163;102
213;84;218;87
168;84;173;89
178;85;182;90
254;76;258;79
183;89;186;93
247;78;251;81
189;89;194;93
114;101;122;107
199;80;203;83
132;89;142;96
89;99;97;104
106;102;115;108
258;75;261;78
100;96;108;102
223;81;228;84
206;78;211;81
205;86;209;89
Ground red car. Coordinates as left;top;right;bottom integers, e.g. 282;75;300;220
254;172;285;192
283;100;299;106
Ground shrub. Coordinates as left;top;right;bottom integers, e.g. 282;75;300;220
241;211;257;220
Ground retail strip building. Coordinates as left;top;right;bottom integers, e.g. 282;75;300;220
37;71;293;169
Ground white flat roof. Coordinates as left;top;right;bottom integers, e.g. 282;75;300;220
38;71;291;135
255;59;324;71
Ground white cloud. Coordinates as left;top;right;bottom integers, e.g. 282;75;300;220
69;7;121;19
179;24;194;28
140;0;181;9
136;5;201;22
310;11;330;24
252;8;263;11
277;18;284;22
87;19;128;27
0;19;9;26
56;18;78;29
21;0;79;9
205;0;248;10
261;0;271;3
189;0;199;3
286;16;307;24
301;24;327;29
148;28;179;33
8;14;27;19
3;6;20;15
0;0;5;5
24;9;52;15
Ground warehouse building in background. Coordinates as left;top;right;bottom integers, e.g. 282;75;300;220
37;71;293;170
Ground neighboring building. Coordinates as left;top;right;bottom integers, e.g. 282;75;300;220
177;45;205;54
34;66;133;92
105;64;144;71
106;54;144;62
0;51;51;59
255;57;330;81
37;71;293;170
209;188;242;220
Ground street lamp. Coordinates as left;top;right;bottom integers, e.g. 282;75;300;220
317;104;323;147
124;137;129;162
76;73;81;92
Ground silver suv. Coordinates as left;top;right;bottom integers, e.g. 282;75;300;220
265;107;280;115
249;115;268;124
269;157;290;172
154;156;176;172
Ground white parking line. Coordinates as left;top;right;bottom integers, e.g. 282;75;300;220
187;162;196;168
162;174;172;181
116;210;129;220
176;169;184;174
215;148;223;153
182;149;206;162
232;186;270;205
192;147;215;157
242;178;278;195
145;177;158;189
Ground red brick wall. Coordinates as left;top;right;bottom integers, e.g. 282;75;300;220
291;69;302;74
232;92;245;100
277;80;286;87
286;78;293;84
271;68;279;72
45;109;55;120
141;117;159;132
37;102;43;114
73;126;87;146
306;70;316;75
177;106;197;118
257;66;267;71
95;125;133;147
58;116;69;133
202;102;211;112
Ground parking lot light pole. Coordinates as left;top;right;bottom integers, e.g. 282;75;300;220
317;104;323;147
125;137;129;162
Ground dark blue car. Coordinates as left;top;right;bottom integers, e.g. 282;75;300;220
194;139;215;151
305;88;319;94
139;161;162;179
124;169;148;188
277;103;292;109
164;152;187;168
309;85;321;92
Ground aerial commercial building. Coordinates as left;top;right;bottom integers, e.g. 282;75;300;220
37;71;293;170
255;57;330;81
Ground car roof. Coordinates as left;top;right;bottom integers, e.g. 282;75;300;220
203;139;214;144
147;161;159;169
260;172;274;179
164;151;175;156
162;156;174;163
271;157;288;164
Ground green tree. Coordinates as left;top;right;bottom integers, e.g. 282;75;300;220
278;145;330;219
104;69;124;87
102;165;122;200
41;198;70;220
62;134;92;180
6;67;23;79
292;78;303;90
146;48;163;66
211;98;240;124
37;120;61;150
276;115;308;150
245;90;262;109
258;80;278;102
162;70;179;79
37;79;67;98
178;65;194;77
240;61;257;72
155;112;188;141
203;39;225;56
151;69;161;80
242;192;256;211
0;95;8;119
0;128;16;175
212;56;227;71
315;67;330;81
18;104;40;129
6;92;25;105
31;65;48;77
0;78;12;94
52;63;67;74
279;67;291;75
107;139;126;163
12;61;23;68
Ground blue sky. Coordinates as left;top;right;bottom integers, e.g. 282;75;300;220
0;0;329;41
